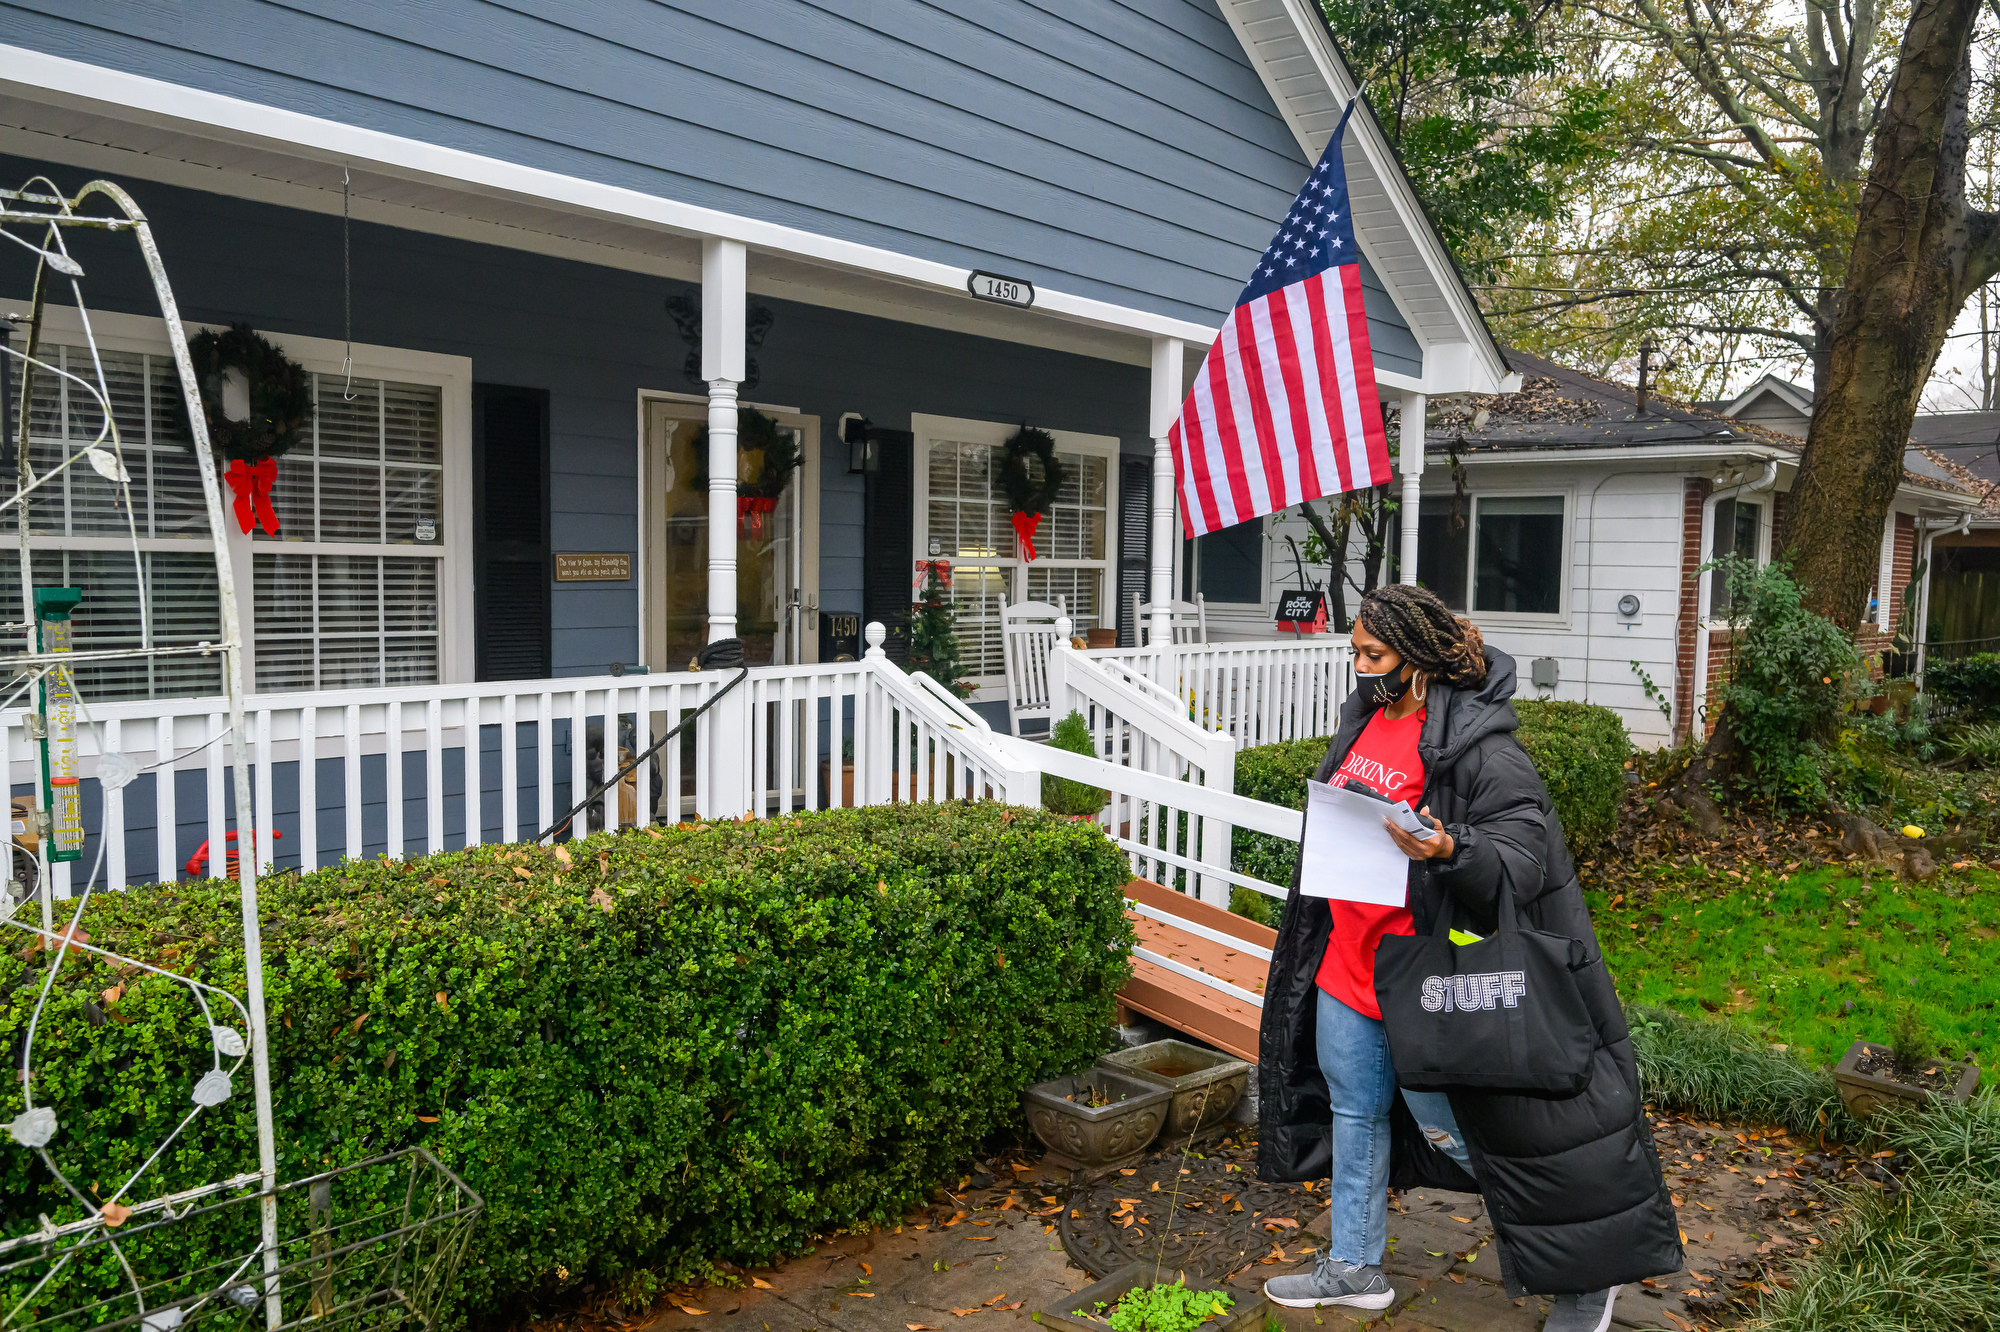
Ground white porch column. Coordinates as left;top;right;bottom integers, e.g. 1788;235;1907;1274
1397;390;1425;585
700;237;748;817
702;237;747;643
1148;336;1183;651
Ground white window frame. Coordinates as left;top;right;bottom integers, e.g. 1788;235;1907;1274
1429;488;1574;627
3;300;474;689
911;413;1119;699
1700;492;1775;631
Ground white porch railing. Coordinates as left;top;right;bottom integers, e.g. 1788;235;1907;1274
4;627;1031;896
1081;635;1353;748
1045;619;1236;788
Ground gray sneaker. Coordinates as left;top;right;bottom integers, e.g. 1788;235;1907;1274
1263;1254;1394;1310
1542;1286;1618;1332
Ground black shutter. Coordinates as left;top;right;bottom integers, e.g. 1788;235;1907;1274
1117;456;1152;647
473;385;550;680
862;430;914;663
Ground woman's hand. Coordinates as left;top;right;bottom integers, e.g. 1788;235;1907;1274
1386;805;1455;861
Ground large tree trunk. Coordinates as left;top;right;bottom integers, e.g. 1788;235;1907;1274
1781;0;1992;623
1677;0;2000;814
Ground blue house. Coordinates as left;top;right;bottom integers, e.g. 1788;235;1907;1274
0;1;1512;887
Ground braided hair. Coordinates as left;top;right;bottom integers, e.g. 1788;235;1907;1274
1356;584;1488;687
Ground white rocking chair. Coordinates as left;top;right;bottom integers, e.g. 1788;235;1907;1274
1000;597;1066;737
1133;595;1207;647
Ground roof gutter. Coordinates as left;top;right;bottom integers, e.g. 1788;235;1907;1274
1690;460;1779;736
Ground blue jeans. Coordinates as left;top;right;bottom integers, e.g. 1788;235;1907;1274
1317;986;1474;1266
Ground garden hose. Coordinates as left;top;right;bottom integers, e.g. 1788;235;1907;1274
534;638;749;845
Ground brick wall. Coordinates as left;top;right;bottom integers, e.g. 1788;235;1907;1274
1674;478;1710;742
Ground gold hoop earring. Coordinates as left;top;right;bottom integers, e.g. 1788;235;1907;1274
1413;672;1429;703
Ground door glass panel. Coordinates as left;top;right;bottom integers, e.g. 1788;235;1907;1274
652;416;803;669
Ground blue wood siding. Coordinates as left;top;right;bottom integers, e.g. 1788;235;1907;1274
0;0;1422;360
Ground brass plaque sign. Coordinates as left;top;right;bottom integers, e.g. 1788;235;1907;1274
554;552;631;582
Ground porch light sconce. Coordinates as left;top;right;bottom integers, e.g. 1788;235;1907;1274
839;412;872;474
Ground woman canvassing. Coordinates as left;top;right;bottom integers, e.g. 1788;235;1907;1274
1257;584;1680;1332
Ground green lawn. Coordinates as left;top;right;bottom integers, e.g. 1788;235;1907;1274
1587;865;2000;1074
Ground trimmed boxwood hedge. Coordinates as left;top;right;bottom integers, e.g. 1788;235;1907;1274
1229;699;1629;890
1512;699;1631;859
1;804;1133;1317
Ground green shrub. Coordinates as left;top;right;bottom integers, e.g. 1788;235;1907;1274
1712;557;1863;806
0;804;1134;1318
1042;709;1109;816
1230;736;1329;889
1512;699;1631;859
1228;886;1278;928
1926;651;2000;721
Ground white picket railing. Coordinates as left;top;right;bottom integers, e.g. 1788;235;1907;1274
1045;617;1235;790
4;629;1032;895
1082;635;1354;748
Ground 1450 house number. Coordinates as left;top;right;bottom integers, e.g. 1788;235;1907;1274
967;271;1035;307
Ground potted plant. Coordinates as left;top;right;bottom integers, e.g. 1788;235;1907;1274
1021;1067;1168;1174
1036;1263;1269;1332
1097;1040;1250;1141
1834;1003;1981;1119
1043;709;1108;819
818;736;855;808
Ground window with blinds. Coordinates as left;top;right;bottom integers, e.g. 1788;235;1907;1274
923;439;1111;684
9;340;449;699
252;376;444;691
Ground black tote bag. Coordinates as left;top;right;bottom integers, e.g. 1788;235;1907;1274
1372;878;1596;1096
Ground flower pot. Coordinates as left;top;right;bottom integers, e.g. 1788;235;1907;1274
1022;1068;1169;1173
1833;1039;1980;1119
816;759;855;808
1035;1262;1271;1332
1086;628;1118;650
1097;1040;1251;1141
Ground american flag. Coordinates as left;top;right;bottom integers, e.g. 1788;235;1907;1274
1168;101;1390;539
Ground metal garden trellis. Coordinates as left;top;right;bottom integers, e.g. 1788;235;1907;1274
0;178;479;1332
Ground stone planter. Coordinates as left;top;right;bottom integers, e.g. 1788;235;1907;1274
1098;1040;1250;1141
1833;1039;1980;1119
1036;1262;1270;1332
1023;1068;1169;1173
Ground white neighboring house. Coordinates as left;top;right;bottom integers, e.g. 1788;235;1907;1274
1185;350;1982;747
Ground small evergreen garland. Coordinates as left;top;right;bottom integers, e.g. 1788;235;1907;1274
176;322;313;462
691;407;801;497
1000;425;1065;515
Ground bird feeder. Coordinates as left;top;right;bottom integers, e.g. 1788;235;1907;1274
34;586;84;862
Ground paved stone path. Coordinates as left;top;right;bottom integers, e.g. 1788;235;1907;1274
621;1111;1875;1332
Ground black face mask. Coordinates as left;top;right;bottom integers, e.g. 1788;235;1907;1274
1356;665;1412;708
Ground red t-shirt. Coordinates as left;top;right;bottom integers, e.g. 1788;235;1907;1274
1313;706;1426;1018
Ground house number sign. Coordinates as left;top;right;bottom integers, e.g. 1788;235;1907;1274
967;271;1035;308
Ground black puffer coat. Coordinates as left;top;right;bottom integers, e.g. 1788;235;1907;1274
1256;648;1682;1296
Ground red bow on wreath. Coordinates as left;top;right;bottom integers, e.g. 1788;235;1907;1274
738;494;778;539
225;457;280;536
1010;510;1044;563
914;559;953;591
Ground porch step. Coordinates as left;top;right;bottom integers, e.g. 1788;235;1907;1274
1116;878;1276;1064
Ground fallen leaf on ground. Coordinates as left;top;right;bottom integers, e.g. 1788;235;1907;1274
591;887;615;912
1452;1216;1473;1223
970;1236;995;1242
99;1201;131;1227
951;1309;977;1318
860;1262;872;1275
908;1325;938;1330
750;1277;773;1289
944;1210;966;1226
1265;1217;1299;1228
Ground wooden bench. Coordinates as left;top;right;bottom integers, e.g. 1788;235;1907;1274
1117;878;1275;1063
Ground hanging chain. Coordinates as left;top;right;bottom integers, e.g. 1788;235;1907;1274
341;167;357;402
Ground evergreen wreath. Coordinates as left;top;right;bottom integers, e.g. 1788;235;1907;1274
1000;425;1065;516
691;407;801;497
176;322;313;463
